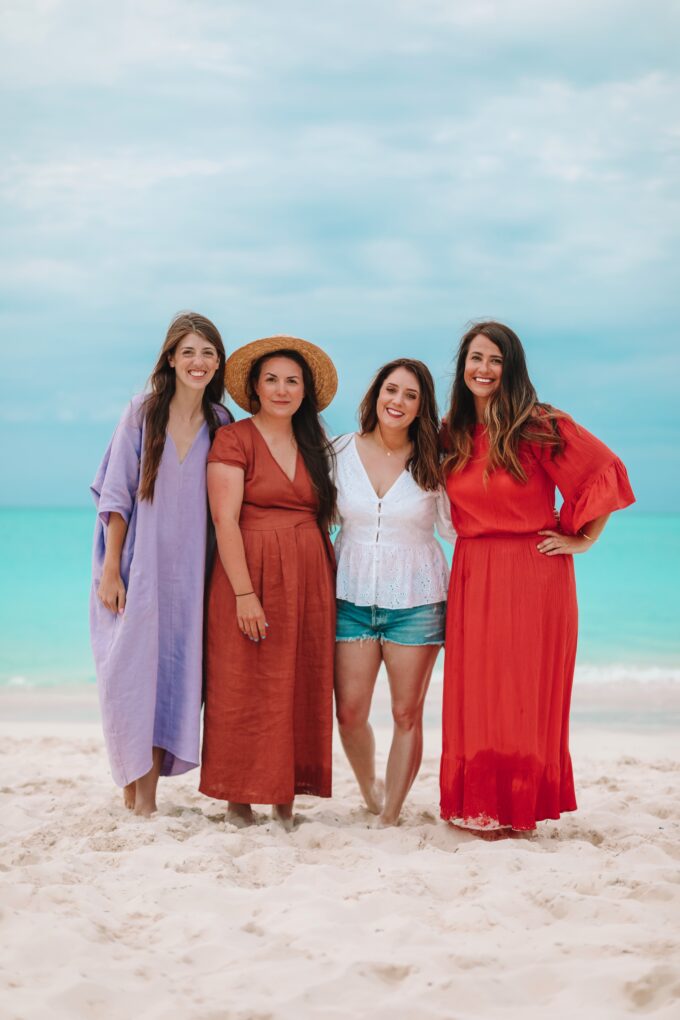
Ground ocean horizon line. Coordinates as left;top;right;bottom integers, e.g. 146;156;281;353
4;661;680;690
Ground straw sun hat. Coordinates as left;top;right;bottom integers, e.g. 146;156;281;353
225;335;338;413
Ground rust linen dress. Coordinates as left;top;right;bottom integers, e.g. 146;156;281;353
441;416;635;830
200;418;335;804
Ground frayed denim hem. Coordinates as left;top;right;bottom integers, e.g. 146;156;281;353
336;634;381;644
382;638;444;648
336;635;444;647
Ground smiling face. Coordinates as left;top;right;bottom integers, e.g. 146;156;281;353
168;332;220;392
376;366;421;433
463;334;503;411
253;355;305;419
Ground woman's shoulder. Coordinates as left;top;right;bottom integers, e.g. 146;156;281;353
212;402;234;426
212;417;256;449
529;403;573;425
331;432;356;456
209;418;253;467
119;393;147;430
524;404;577;443
216;416;251;434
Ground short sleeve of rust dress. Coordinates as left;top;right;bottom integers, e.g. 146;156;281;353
199;418;336;804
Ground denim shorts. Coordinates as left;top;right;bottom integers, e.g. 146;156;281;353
336;599;446;647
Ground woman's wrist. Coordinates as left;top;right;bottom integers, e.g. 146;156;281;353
101;562;122;578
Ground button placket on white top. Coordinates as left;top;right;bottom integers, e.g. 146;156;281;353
333;434;455;610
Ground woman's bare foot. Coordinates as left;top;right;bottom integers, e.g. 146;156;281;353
272;802;295;832
448;822;512;841
133;747;163;817
509;828;537;840
364;778;385;815
375;810;400;828
123;783;135;810
133;796;157;818
227;802;255;828
475;827;512;841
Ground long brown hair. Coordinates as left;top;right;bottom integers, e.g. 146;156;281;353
246;349;337;529
139;312;227;502
443;321;564;482
359;358;441;491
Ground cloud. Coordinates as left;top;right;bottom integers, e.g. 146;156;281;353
0;0;678;505
0;0;247;86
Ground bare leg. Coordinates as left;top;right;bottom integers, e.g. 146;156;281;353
227;802;255;827
134;746;164;817
335;640;384;814
123;782;135;810
272;801;295;832
379;643;440;826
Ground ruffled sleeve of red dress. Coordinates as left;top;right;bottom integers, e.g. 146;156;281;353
540;416;635;535
207;422;248;469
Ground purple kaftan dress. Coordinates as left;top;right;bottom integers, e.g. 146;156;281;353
89;394;231;787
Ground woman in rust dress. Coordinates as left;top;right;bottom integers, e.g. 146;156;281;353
200;336;338;829
440;322;635;835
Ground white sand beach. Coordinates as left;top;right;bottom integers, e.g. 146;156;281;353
1;677;679;1020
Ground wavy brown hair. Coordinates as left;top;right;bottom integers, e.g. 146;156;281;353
443;321;565;482
246;349;337;529
138;312;227;502
359;358;441;491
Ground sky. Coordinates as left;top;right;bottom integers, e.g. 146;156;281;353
1;0;678;509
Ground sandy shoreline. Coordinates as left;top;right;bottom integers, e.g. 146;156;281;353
3;670;680;728
1;683;679;1019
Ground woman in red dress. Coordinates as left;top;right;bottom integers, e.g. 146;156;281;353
200;336;337;830
440;322;635;835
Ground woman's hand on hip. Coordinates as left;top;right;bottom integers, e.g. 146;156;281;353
537;530;591;556
236;593;268;641
97;570;127;613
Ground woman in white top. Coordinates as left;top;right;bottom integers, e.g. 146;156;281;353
334;359;455;826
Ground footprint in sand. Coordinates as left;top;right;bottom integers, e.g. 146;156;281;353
367;963;413;984
625;966;680;1010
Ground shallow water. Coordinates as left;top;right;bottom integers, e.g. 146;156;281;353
0;509;677;686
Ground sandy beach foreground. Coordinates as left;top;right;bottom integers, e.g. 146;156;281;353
1;683;679;1020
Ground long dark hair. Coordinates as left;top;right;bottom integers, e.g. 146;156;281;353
247;349;337;529
139;312;227;502
358;358;441;491
443;321;564;482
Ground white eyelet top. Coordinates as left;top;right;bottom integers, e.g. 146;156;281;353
332;434;456;609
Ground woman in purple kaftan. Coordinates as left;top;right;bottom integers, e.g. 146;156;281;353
90;313;231;815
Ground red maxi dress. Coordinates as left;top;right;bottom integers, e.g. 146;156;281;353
440;416;635;830
200;419;336;805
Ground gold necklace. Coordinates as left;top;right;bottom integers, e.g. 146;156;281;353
374;428;410;458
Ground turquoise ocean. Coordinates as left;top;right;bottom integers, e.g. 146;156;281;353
0;509;678;688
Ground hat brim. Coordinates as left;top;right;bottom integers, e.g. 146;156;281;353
225;335;338;412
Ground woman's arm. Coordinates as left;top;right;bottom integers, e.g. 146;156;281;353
97;512;128;613
208;462;268;642
537;512;610;556
434;486;457;545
